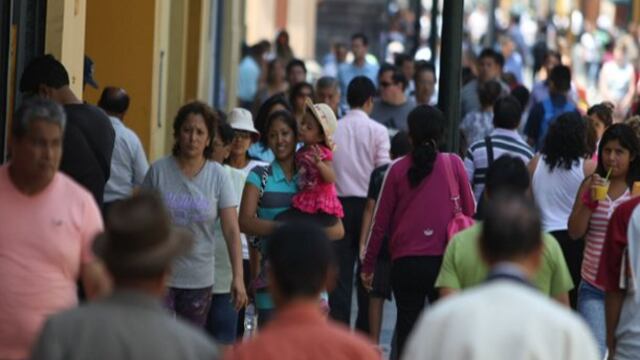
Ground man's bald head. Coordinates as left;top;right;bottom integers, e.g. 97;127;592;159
98;87;130;119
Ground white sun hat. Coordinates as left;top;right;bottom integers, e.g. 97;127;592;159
228;108;260;142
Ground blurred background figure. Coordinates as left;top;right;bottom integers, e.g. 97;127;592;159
275;29;295;65
598;41;635;122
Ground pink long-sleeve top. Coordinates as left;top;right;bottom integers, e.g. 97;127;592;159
362;153;475;273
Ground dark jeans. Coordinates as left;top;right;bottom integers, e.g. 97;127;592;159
551;230;583;309
235;259;251;339
329;197;368;332
391;256;442;358
206;293;238;344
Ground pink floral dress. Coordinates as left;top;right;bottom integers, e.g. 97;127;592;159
292;144;344;217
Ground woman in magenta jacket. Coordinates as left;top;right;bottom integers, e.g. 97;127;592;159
361;105;475;357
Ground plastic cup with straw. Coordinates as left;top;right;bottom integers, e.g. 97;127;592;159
592;167;612;201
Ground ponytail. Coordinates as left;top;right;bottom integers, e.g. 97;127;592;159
408;140;438;187
406;105;447;188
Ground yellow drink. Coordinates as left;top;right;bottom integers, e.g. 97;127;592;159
592;184;609;201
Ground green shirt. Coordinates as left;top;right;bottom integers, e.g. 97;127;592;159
435;223;574;296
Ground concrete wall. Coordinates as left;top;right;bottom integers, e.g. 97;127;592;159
315;0;387;62
245;0;277;46
244;0;318;60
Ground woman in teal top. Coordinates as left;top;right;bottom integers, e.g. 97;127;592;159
239;110;343;327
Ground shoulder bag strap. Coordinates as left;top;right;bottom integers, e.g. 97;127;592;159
485;136;494;167
258;165;271;207
442;154;462;214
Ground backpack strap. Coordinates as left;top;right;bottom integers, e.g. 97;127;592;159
442;154;462;214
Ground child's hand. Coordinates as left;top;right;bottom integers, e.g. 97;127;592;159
306;145;323;165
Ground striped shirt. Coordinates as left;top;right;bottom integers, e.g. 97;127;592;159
246;160;298;310
246;160;298;221
582;189;631;288
464;128;534;201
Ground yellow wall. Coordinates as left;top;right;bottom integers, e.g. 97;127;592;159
183;0;214;103
164;0;189;150
84;0;169;160
223;0;244;110
45;0;86;97
185;0;204;102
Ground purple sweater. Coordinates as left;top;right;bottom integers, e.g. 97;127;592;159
362;153;475;273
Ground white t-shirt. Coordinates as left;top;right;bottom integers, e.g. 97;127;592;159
143;156;237;288
532;157;585;232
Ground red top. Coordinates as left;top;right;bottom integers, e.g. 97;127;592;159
363;153;475;273
224;302;380;360
597;196;640;291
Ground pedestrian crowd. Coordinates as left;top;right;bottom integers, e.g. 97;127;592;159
5;25;640;360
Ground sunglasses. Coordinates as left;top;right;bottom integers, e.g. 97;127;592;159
233;131;252;140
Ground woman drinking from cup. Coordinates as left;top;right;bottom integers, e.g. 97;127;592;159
568;123;640;357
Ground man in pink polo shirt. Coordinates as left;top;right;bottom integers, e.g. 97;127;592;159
330;76;391;330
0;98;110;359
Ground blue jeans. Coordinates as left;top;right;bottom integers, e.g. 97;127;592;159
205;293;238;344
577;280;606;357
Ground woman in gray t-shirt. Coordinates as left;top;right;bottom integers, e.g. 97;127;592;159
143;101;248;327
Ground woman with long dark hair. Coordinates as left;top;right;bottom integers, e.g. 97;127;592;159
253;59;288;113
289;82;314;126
529;112;596;309
248;93;292;163
239;110;344;328
361;105;475;357
568;123;640;356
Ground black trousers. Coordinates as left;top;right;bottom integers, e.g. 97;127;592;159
329;197;369;331
550;230;584;309
391;255;442;358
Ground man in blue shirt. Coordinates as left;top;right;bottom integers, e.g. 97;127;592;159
237;44;265;109
337;33;379;107
98;87;149;214
525;65;578;150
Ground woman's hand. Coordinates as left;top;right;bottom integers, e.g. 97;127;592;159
360;272;374;292
231;276;249;310
359;243;367;262
590;173;606;188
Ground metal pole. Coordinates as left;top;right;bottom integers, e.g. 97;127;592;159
438;0;464;152
484;0;498;49
412;0;422;56
429;0;439;64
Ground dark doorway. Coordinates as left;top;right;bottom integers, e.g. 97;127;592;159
0;0;47;163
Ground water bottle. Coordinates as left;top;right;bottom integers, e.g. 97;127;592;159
244;303;256;338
